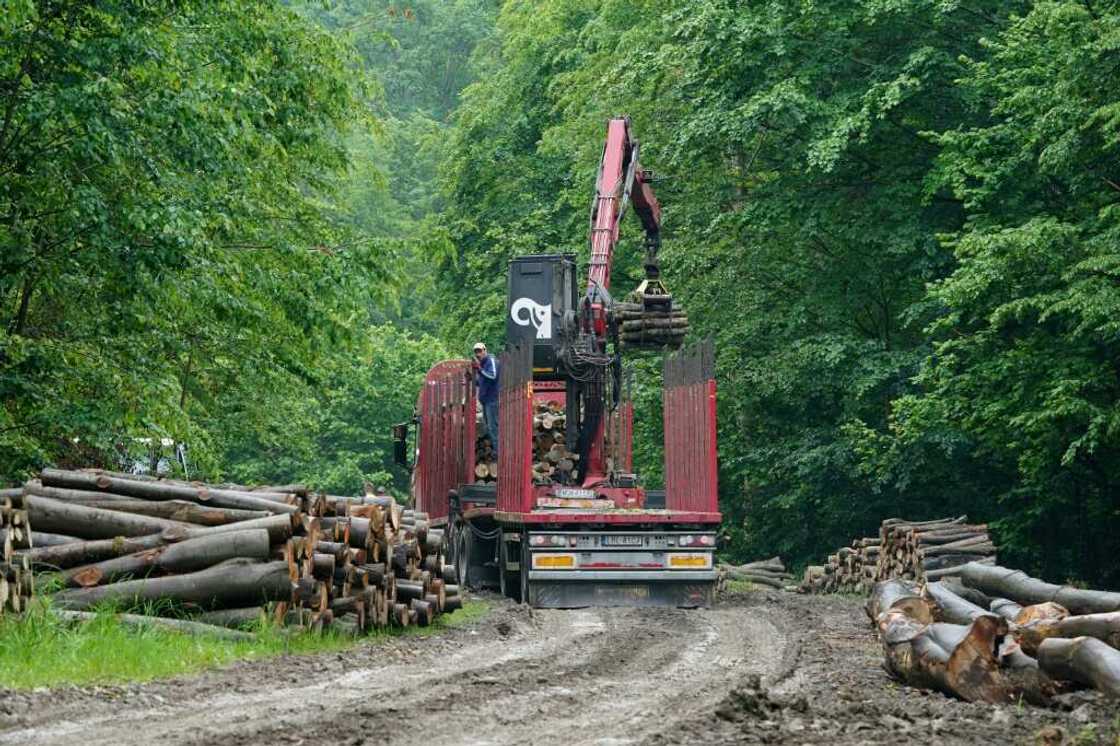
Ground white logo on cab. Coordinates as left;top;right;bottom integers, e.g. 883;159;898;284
510;297;552;339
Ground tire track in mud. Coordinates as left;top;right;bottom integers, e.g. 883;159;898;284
0;602;791;746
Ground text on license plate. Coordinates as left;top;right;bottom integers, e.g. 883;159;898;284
602;535;643;546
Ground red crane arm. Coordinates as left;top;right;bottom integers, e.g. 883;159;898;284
587;118;661;293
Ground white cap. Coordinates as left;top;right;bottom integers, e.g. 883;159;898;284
473;342;486;351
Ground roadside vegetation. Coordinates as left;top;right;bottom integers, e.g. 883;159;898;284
0;599;489;689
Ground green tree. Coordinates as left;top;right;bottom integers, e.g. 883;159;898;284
0;1;394;479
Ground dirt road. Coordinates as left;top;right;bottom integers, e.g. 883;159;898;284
1;591;1116;745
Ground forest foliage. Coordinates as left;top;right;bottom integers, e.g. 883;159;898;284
2;0;1119;586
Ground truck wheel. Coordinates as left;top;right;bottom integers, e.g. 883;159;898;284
457;527;471;588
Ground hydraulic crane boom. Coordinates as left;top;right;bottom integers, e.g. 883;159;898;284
586;118;687;349
588;118;662;293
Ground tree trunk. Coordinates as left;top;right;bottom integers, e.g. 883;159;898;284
45;494;269;526
1037;637;1120;699
18;534;170;569
989;598;1023;621
63;529;272;587
924;581;992;625
28;495;188;539
39;469;297;514
29;531;79;546
877;611;1045;704
53;609;255;641
961;563;1120;615
52;558;293;611
1017;611;1120;656
724;570;784;588
163;513;296;544
866;579;933;624
196;606;268;629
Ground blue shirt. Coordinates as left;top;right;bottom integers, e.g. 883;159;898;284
477;354;499;403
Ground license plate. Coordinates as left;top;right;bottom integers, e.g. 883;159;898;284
602;535;643;547
553;487;596;499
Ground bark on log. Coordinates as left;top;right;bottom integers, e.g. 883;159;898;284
28;496;188;539
196;606;268;629
1037;637;1120;699
45;496;269;526
29;531;80;546
961;563;1120;615
990;598;1024;621
62;529;272;587
39;469;297;514
1017;611;1120;656
940;576;993;609
924;581;993;625
866;579;933;624
52;558;293;611
53;609;255;641
164;513;296;544
18;534;170;569
724;569;784;588
877;611;1041;703
924;559;994;581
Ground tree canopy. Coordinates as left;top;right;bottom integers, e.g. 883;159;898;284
3;0;1119;586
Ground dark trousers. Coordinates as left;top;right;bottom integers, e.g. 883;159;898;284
482;399;499;454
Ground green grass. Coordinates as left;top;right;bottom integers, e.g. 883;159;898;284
0;599;489;689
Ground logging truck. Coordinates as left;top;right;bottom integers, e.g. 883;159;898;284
392;119;721;607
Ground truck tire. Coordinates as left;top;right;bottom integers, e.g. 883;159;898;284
457;526;471;588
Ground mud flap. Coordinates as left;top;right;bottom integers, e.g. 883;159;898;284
527;580;715;609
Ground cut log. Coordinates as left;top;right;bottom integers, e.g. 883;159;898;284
39;469;298;514
18;513;294;570
1037;637;1120;699
989;598;1024;621
42;496;269;526
960;563;1120;615
866;579;933;624
924;581;993;625
163;513;296;545
1017;611;1120;656
877;611;1034;703
196;606;268;629
62;529;272;588
18;534;170;569
939;576;993;609
724;569;783;589
27;496;188;539
53;609;256;641
29;531;81;546
52;558;293;611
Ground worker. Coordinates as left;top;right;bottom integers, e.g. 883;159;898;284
472;342;499;454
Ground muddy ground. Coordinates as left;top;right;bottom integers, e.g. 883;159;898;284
0;590;1116;745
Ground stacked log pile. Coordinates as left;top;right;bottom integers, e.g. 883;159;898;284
866;562;1120;703
474;435;497;483
719;557;793;590
801;517;995;594
532;401;577;484
11;469;462;635
615;300;689;348
0;487;34;613
799;537;879;594
875;516;995;582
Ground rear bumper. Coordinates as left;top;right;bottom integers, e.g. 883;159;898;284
529;570;717;582
527;574;716;608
